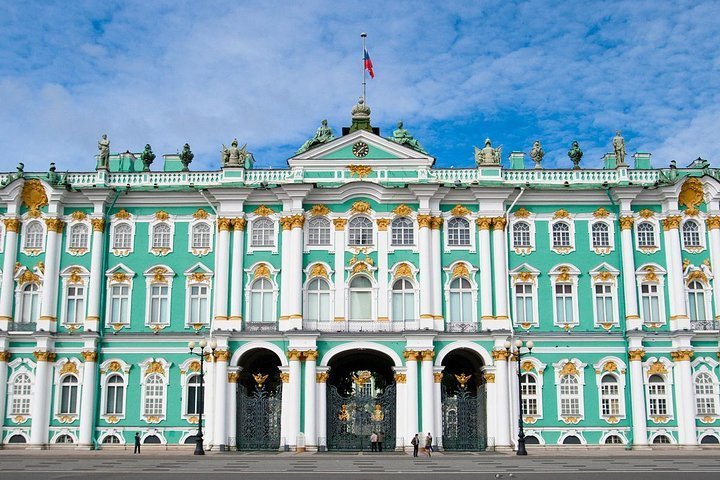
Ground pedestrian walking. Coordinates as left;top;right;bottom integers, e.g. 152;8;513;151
134;432;141;454
370;431;378;452
411;434;419;457
378;431;384;452
424;432;432;457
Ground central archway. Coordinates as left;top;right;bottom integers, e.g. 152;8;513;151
326;349;397;451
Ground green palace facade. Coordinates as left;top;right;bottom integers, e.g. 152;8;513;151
1;100;720;451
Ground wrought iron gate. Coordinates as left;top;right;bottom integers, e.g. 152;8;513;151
442;383;487;451
327;383;396;451
237;384;282;450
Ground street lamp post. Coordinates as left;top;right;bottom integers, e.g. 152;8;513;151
188;338;217;455
504;338;534;456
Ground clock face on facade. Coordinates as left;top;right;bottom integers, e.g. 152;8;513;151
352;141;369;158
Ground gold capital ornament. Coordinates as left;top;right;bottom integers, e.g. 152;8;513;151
619;216;634;230
217;217;232;231
491;216;507;230
491;349;510;361
662;215;682;230
417;214;432;228
333;218;347;230
231;218;246;231
81;351;98;362
3;218;21;232
376;218;390;231
476;217;493;230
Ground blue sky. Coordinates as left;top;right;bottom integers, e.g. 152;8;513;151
1;0;719;172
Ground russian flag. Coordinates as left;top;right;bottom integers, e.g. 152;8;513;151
364;47;375;79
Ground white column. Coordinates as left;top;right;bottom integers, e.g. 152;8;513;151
214;350;229;448
227;368;239;448
418;215;433;329
628;349;648;446
483;368;497;446
620;217;640;329
0;349;9;442
493;349;511;448
228;218;246;330
288;350;302;449
404;351;419;443
477;218;494;326
509;354;520;447
304;350;318;449
420;350;435;437
213;219;231;329
431;217;443;329
279;368;290;449
393;368;406;449
0;219;19;330
673;349;697;445
705;217;720;323
29;350;54;447
38;219;63;332
77;350;98;448
492;217;510;326
288;216;304;330
316;367;329;451
279;219;292;329
433;367;443;449
85;219;106;332
333;219;346;322
376;219;390;322
663;216;688;330
204;359;215;449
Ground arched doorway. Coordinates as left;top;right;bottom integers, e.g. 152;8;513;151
440;348;487;451
326;350;396;451
236;348;282;450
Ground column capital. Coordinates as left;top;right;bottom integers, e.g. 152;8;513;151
376;218;390;231
280;372;290;383
213;349;230;362
231;217;246;231
44;218;65;233
706;216;720;231
3;218;20;232
483;373;496;383
228;371;240;383
0;351;10;362
619;215;634;230
80;351;98;362
90;218;106;232
476;217;493;230
287;349;303;361
394;373;407;383
316;372;329;383
33;350;56;362
628;349;646;361
333;218;347;230
280;216;293;230
662;215;682;230
491;349;510;361
491;216;507;230
420;350;435;361
670;349;694;362
433;372;443;383
403;350;420;361
430;216;443;230
217;217;232;231
303;349;319;361
417;214;432;228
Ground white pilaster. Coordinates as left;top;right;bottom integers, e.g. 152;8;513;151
228;218;246;330
85;219;106;332
493;349;511;448
204;359;215;449
288;350;302;449
418;215;433;329
213;219;231;330
376;219;389;321
483;367;497;445
288;216;304;330
491;218;510;327
38;219;63;332
279;367;290;449
433;367;443;449
227;368;239;448
333;219;346;322
663;216;689;330
673;348;697;445
214;350;229;448
279;222;291;327
77;342;98;448
393;367;407;448
431;218;443;330
29;347;54;447
478;219;494;327
0;344;9;443
0;219;19;330
706;217;720;323
316;367;329;451
628;348;648;446
404;351;419;443
304;350;318;448
420;350;435;436
620;217;641;329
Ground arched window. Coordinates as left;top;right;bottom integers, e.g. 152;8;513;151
391;218;414;246
113;223;132;250
591;222;610;248
148;283;170;325
249;278;273;323
109;284;130;325
19;283;40;325
69;223;89;249
348;217;373;246
59;374;79;414
151;223;172;249
144;373;165;416
306;277;331;322
701;435;720;444
653;435;671;444
559;374;581;416
56;434;74;444
448;277;473;323
186;374;204;415
695;372;716;415
11;373;32;414
600;374;620;416
605;435;623;444
105;374;125;415
552;222;570;248
102;435;121;444
637;222;655;247
524;435;540;445
65;283;85;325
682;220;701;247
648;374;668;416
191;223;211;249
520;374;538;415
513;222;531;248
687;281;707;322
24;221;44;249
392;278;415;322
349;276;373;321
144;435;161;444
447;218;470;246
562;435;581;445
188;284;209;325
307;217;331;246
251;218;275;247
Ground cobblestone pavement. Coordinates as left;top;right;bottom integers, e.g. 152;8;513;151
1;450;719;480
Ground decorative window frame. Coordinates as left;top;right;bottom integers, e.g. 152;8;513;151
13;265;44;326
65;214;91;256
247;208;279;254
20;216;47;256
509;263;540;329
589;263;620;330
442;207;476;253
187;216;214;257
179;358;204;424
510;213;536;255
593;357;627;422
600;430;628;445
442;261;479;325
183;263;213;330
548;264;580;329
140;429;168;445
104;264;136;330
143;265;175;331
304;213;335;253
6;358;36;421
387;212;418;253
388;261;420;324
346;213;377;252
98;429;125;445
518;357;547;422
691;357;720;421
345;272;378;322
697;429;720;444
684;265;713;323
635;263;667;327
680;216;706;253
50;429;77;445
552;358;587;423
588;218;615;255
642;356;675;423
649;429;676;444
557;430;587;445
548;210;575;254
148;212;175;256
52;358;83;423
59;266;90;330
109;210;135;256
634;215;660;254
244;262;280;324
139;358;172;424
99;359;131;423
302;262;335;324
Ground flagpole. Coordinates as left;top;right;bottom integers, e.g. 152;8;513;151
361;32;367;102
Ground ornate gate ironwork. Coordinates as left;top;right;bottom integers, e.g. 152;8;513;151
237;384;282;450
327;383;396;451
442;382;487;451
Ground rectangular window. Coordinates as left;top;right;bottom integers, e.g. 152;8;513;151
515;284;534;324
65;285;85;324
109;284;130;324
188;285;209;324
149;285;170;324
641;284;660;323
555;284;574;324
106;383;124;415
595;284;614;324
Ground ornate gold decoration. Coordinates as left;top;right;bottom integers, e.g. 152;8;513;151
662;215;682;230
184;361;200;373
33;351;56;362
514;208;531;218
403;350;420;361
562;416;580;424
3;218;20;232
421;350;435;361
347;164;373;178
491;349;510;361
647;361;668;376
107;361;122;372
524;416;537;424
27;209;41;218
287;349;302;361
290;214;305;229
416;214;432;228
230;217;246;231
483;373;496;383
593;208;611;218
21;179;48;214
687;270;708;284
706;216;720;231
701;416;715;424
430;216;443;230
280;372;290;383
214;350;230;362
57;414;76;424
79;351;97;363
67;267;84;284
556;266;572;282
559;362;579;376
433;372;443;383
679;177;705;209
650;415;669;424
333;218;347;230
45;218;65;233
70;211;87;221
227;372;240;383
309;263;328;278
111;272;129;283
393;204;413;217
18;269;40;284
59;361;78;375
215;217;231;231
254;205;275;216
351;201;372;214
685;206;699;217
553;209;570;219
90;218;105;233
603;361;618;372
145;361;165;375
520;322;533;330
338;404;350;421
252;373;269;386
254;264;271;279
514;271;535;283
455;373;472;388
280;216;293;231
317;372;329;383
146;415;161;424
394;373;407;383
521;361;535;372
151;266;169;283
394;262;413;279
114;209;131;220
641;266;658;283
492;216;507;230
450;205;471;217
154;211;170;221
13;415;27;424
0;351;11;362
619;216;634;230
476;217;492;230
192;208;209;220
304;350;319;361
371;404;384;421
670;349;694;362
451;263;470;278
309;204;330;216
36;261;44;274
106;415;119;424
351;262;368;274
352;370;373;385
638;209;655;219
187;416;199;424
189;272;208;283
376;218;390;231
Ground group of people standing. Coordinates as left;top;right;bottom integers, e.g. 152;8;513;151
369;431;385;452
411;433;433;457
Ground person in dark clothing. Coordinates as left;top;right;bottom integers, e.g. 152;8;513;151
378;431;384;452
134;432;141;454
424;433;432;457
411;434;419;457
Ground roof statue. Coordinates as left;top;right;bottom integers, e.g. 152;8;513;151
296;120;336;154
351;97;371;119
474;138;502;166
97;134;110;170
179;143;194;172
349;97;374;133
222;139;255;169
568;140;583;170
613;130;626;166
140;144;155;172
387;121;427;154
529;140;544;169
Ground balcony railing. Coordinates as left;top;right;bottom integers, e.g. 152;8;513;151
7;322;36;332
244;322;279;332
444;322;481;333
302;320;406;333
690;320;719;331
